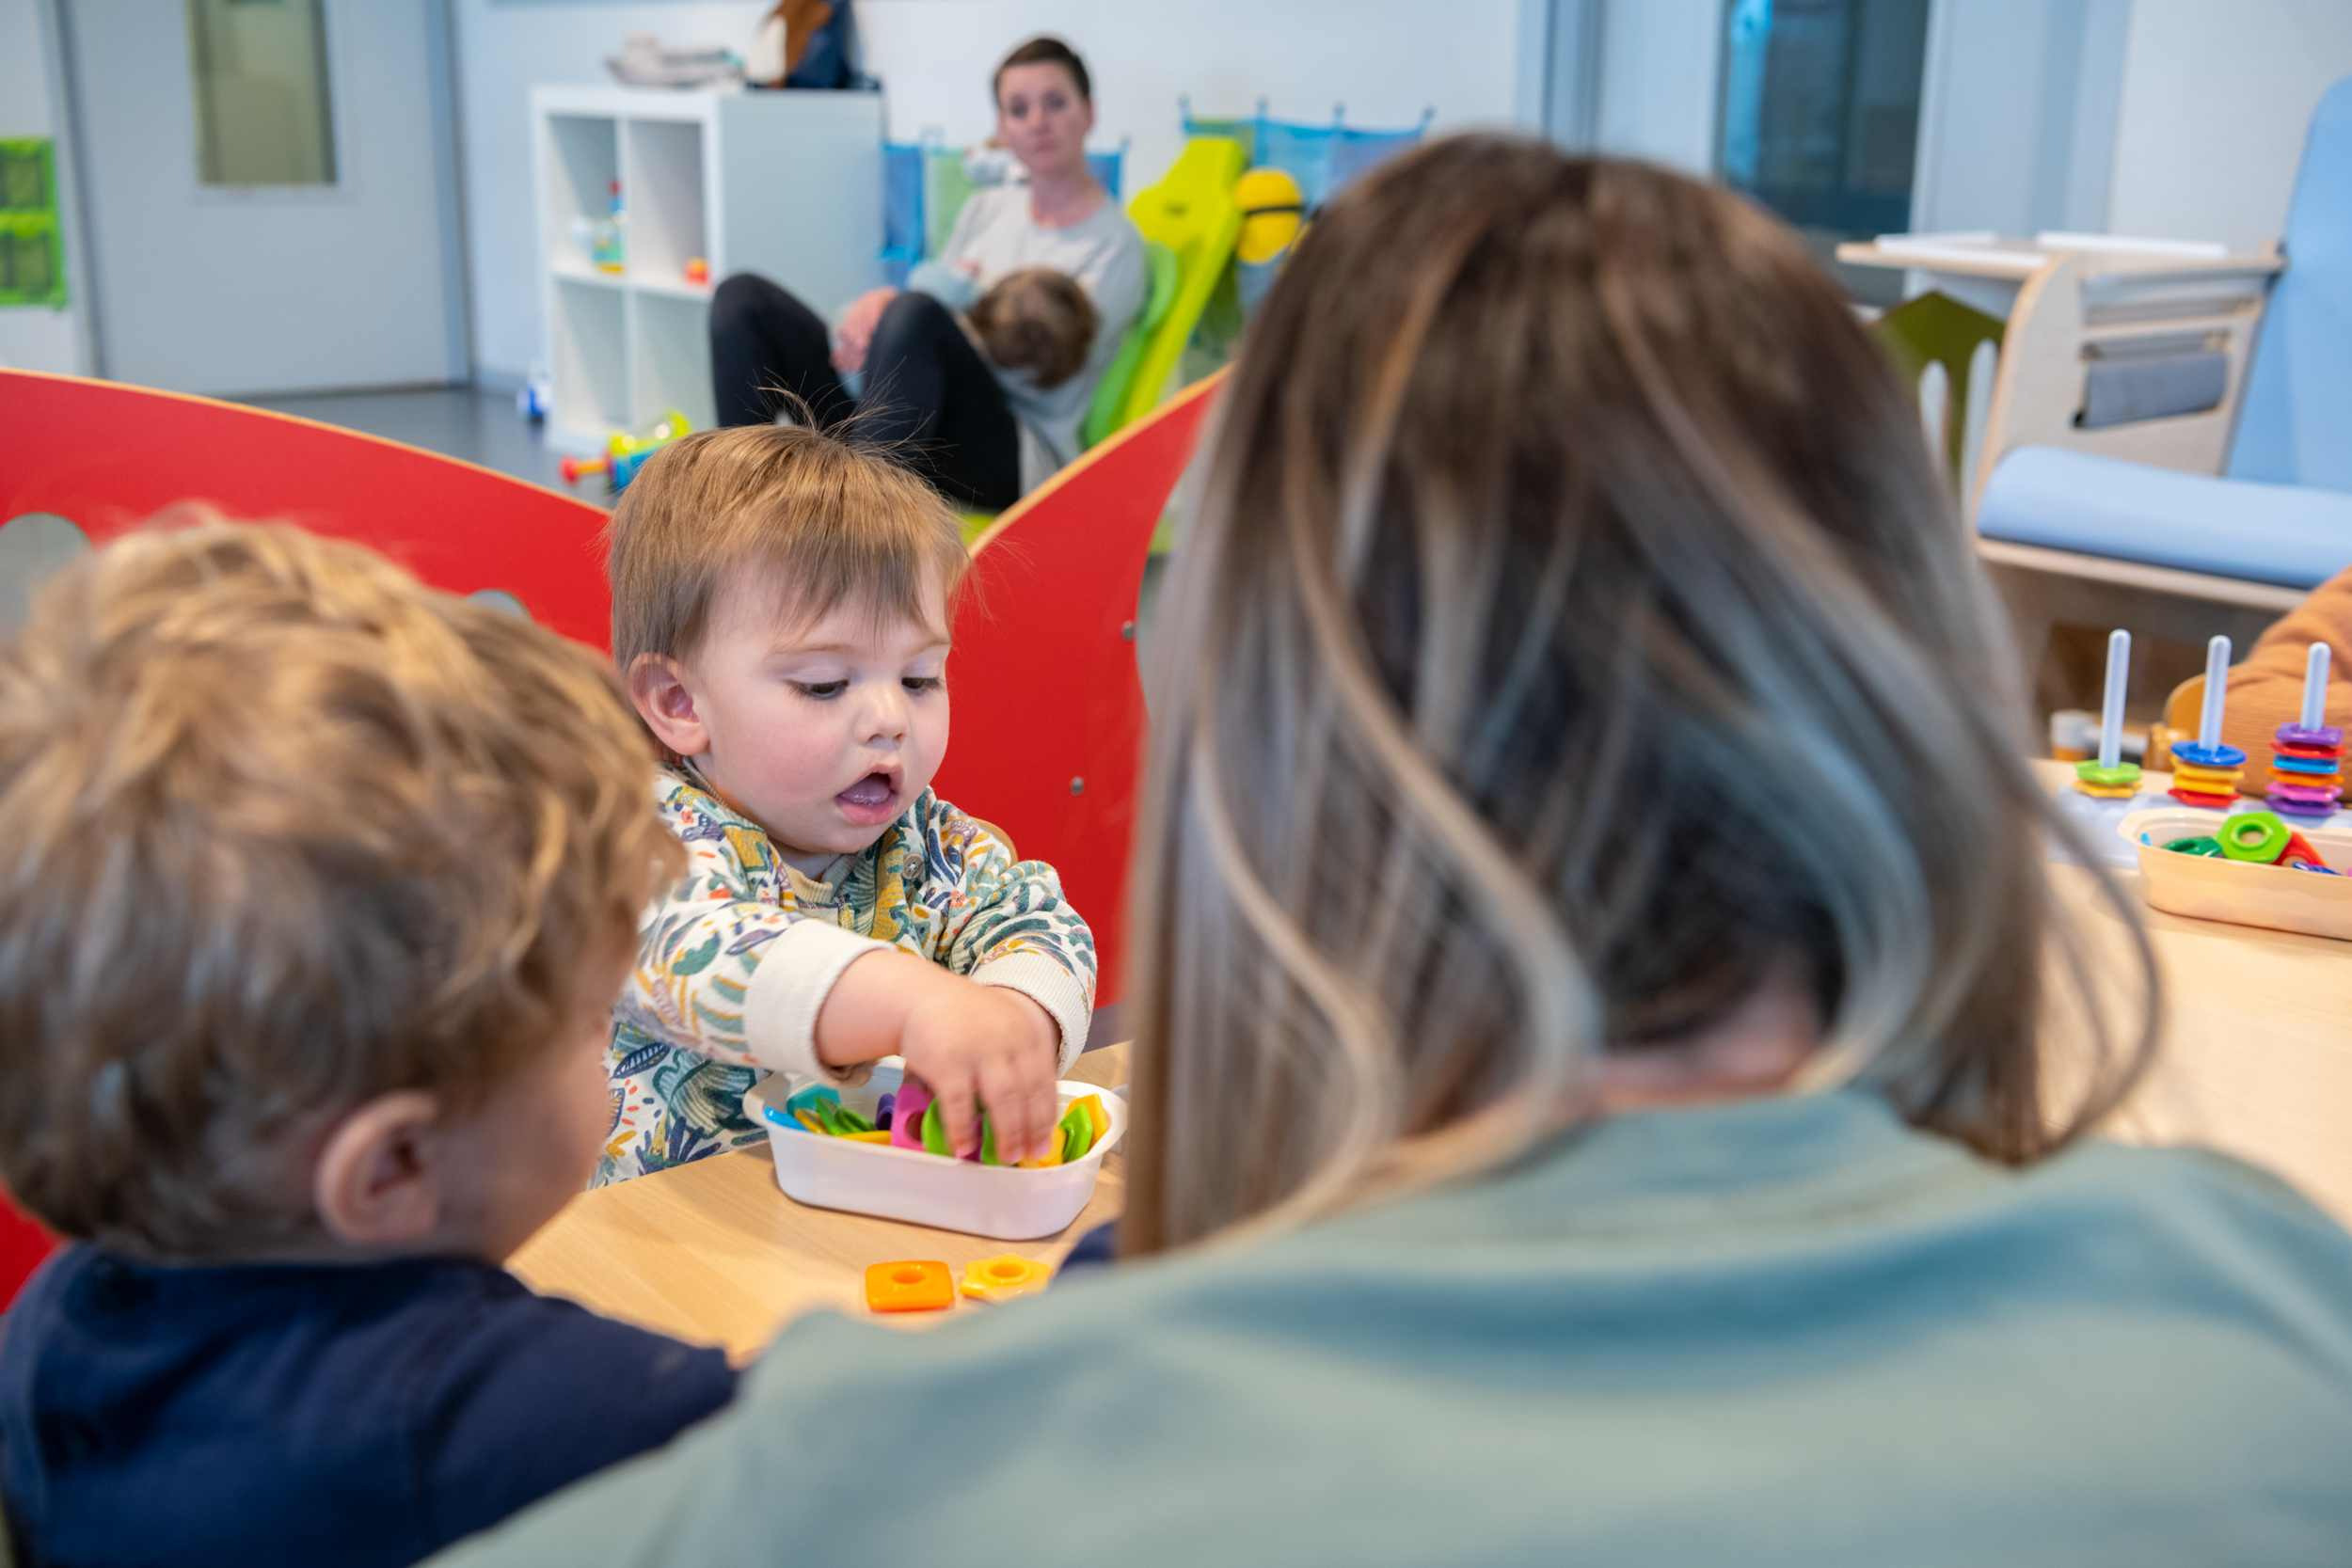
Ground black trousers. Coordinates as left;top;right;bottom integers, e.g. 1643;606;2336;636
707;274;1024;511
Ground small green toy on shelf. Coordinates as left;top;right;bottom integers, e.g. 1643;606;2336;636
0;139;67;309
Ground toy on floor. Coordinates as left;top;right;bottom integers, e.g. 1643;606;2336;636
2074;628;2141;799
559;408;691;493
515;366;552;423
2268;642;2344;820
2169;635;2247;807
961;1254;1053;1303
865;1259;954;1313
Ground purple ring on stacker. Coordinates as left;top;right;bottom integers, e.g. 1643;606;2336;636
2268;778;2343;799
2276;723;2345;749
2169;741;2249;768
2266;792;2342;815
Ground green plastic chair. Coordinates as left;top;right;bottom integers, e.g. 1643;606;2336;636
1081;241;1180;450
1871;290;2005;493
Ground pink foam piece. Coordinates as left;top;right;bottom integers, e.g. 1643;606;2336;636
889;1075;936;1150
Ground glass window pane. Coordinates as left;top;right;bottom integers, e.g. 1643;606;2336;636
187;0;338;188
1719;0;1930;303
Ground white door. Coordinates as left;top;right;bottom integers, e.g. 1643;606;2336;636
59;0;464;395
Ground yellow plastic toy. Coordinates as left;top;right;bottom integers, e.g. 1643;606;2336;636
1233;166;1306;265
961;1254;1054;1304
1071;1093;1110;1144
1097;136;1247;437
1015;1137;1064;1170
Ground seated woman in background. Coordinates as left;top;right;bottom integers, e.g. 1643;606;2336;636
708;36;1145;511
443;138;2352;1565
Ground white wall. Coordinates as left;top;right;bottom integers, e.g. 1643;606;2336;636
0;0;87;374
454;0;1532;381
2106;0;2352;247
1911;0;2129;237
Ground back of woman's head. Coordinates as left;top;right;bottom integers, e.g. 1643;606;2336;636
1120;135;2156;1255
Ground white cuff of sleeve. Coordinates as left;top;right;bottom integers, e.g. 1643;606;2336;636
742;921;897;1085
971;952;1093;1072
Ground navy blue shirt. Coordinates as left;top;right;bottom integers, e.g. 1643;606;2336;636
0;1247;737;1568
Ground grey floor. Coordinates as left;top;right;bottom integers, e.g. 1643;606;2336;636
241;385;585;500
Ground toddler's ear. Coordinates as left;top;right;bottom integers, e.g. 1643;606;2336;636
313;1090;444;1250
628;654;708;758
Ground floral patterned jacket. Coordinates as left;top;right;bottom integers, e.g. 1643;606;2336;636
597;768;1095;1184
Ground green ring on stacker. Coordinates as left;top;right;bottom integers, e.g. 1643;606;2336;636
2074;760;2142;788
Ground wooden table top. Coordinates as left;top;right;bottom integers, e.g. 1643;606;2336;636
511;1047;1129;1358
517;770;2351;1357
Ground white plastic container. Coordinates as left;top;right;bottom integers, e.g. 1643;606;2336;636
2119;808;2352;942
745;1060;1123;1240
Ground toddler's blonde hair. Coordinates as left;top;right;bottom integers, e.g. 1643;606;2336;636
607;422;968;680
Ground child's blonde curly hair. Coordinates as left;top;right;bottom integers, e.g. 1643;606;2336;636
0;518;682;1259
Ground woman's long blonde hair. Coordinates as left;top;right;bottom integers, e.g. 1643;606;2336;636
1117;137;2160;1257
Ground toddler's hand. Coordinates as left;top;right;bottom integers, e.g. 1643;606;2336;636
898;974;1059;1163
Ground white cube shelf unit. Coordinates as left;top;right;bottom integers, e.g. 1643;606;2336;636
532;85;883;455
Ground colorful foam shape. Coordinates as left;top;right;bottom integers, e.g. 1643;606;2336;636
2169;741;2249;769
2268;784;2344;816
2075;760;2142;790
2169;763;2242;787
865;1259;955;1313
961;1254;1055;1304
2280;831;2326;865
1058;1103;1096;1163
2219;812;2293;863
890;1076;936;1151
921;1102;953;1157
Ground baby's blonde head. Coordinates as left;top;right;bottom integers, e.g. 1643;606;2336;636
1120;136;2158;1255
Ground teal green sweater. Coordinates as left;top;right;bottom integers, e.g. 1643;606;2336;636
436;1091;2352;1564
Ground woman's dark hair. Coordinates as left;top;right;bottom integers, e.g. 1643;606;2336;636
993;36;1090;104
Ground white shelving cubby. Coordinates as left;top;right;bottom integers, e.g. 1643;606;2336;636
532;85;884;456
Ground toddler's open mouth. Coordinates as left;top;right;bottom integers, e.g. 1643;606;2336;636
834;770;900;825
